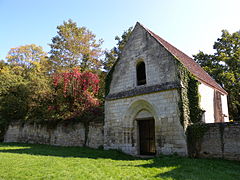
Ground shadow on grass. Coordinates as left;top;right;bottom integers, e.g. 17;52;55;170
133;155;240;180
1;143;240;180
0;142;137;160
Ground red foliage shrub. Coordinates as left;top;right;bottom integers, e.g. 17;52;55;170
51;68;101;120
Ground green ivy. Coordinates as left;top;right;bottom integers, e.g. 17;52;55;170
177;63;190;129
177;61;208;156
187;123;209;142
105;58;120;96
188;77;205;123
177;62;204;128
186;123;209;157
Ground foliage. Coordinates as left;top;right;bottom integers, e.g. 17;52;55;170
96;71;107;101
1;22;105;138
0;143;240;180
0;45;54;139
0;40;103;130
0;67;29;140
49;19;103;72
187;123;209;157
25;74;53;122
6;44;50;74
177;63;204;129
0;83;30;121
104;27;132;96
103;27;132;72
177;63;208;157
188;77;205;123
3;45;53;121
193;30;240;121
0;60;7;70
51;68;101;120
0;67;53;127
105;59;119;96
0;66;26;96
177;63;190;129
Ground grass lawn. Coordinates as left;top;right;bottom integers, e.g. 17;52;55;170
0;143;239;180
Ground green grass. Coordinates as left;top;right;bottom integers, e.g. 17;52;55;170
0;143;239;180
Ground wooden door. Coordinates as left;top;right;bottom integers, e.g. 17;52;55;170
138;119;156;155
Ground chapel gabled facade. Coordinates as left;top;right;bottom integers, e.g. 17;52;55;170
104;22;229;156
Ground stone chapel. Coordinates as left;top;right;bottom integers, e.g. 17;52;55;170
104;22;229;156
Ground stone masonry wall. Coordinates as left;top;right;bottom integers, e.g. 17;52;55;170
104;89;188;156
109;23;179;95
4;121;103;149
189;122;240;161
104;23;187;156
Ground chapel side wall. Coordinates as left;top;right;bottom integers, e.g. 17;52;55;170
109;23;179;95
104;89;188;156
198;83;215;123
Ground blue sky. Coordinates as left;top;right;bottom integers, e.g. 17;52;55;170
0;0;240;60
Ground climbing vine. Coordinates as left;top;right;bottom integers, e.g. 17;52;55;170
186;123;209;157
188;76;205;124
177;62;204;128
177;63;190;129
177;61;208;156
105;59;119;96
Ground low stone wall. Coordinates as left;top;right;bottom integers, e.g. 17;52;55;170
4;121;104;149
188;122;240;161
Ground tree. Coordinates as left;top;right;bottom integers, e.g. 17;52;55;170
5;44;52;101
2;45;53;123
52;68;100;120
194;30;240;121
103;27;133;72
0;66;29;140
0;60;7;70
49;19;103;72
6;44;49;73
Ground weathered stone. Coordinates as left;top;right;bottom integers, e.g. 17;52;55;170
106;82;181;100
104;23;187;156
190;122;240;161
4;121;104;149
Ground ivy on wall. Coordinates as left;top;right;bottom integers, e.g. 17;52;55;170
177;61;208;157
188;77;205;123
177;61;205;128
105;59;120;96
177;63;190;129
186;123;209;157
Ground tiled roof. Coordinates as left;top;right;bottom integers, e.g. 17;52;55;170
138;22;227;94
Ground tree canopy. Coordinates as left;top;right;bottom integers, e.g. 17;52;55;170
194;30;240;121
49;19;103;72
0;21;106;140
6;44;48;69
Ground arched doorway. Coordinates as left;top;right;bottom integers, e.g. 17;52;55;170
123;99;158;155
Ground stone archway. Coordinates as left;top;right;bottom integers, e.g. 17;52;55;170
122;99;159;155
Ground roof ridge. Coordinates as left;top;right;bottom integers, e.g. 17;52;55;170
137;22;227;94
